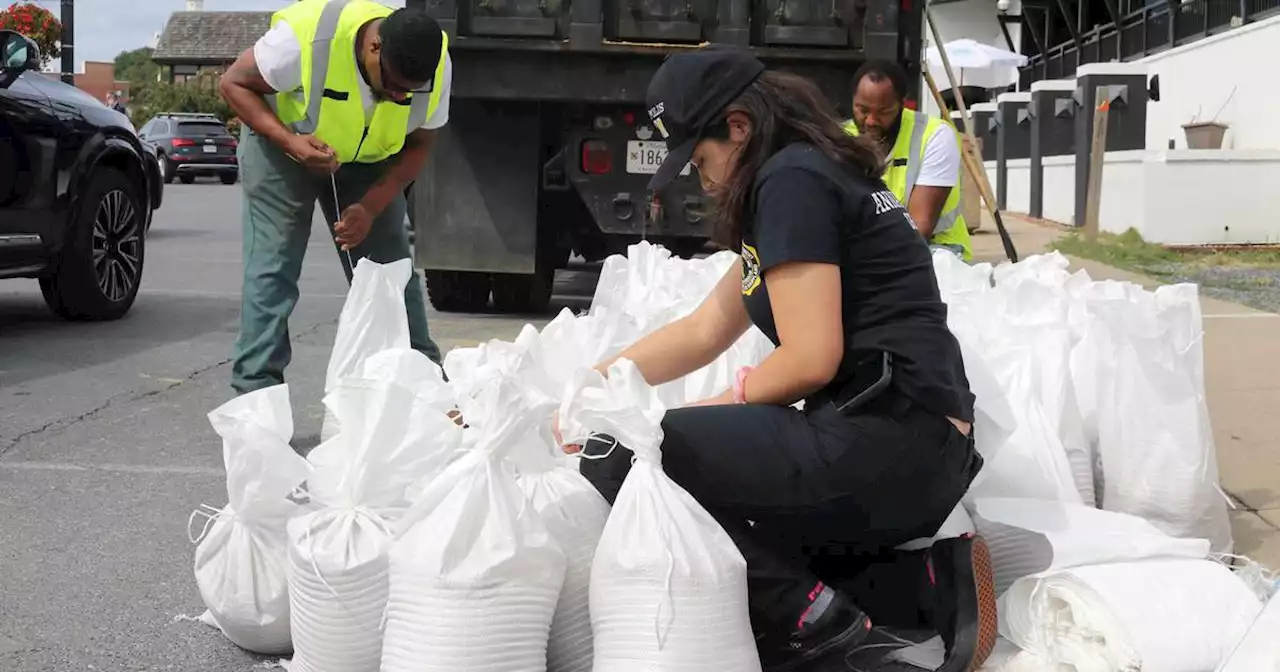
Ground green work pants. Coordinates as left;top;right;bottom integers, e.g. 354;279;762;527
231;127;441;395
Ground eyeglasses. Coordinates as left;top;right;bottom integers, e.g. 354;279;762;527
378;57;433;96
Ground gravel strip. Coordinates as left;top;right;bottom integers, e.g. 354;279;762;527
1137;262;1280;314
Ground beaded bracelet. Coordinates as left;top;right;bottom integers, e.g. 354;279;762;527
733;366;754;404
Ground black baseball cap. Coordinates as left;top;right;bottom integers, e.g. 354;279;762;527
644;44;766;190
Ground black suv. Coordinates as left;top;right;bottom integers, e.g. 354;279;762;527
138;112;238;185
0;31;163;321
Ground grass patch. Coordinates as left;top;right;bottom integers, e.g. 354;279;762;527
1050;228;1280;274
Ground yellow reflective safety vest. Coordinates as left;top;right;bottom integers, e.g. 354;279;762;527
843;109;972;261
270;0;449;164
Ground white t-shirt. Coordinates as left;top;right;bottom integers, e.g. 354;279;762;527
253;20;451;130
914;122;961;189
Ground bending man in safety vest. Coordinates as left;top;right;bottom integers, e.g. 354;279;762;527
220;0;450;395
843;59;973;261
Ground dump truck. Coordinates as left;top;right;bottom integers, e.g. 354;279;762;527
406;0;923;313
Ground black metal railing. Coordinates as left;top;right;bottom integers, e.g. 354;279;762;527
1019;0;1280;87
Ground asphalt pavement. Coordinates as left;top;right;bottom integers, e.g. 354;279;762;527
0;181;598;671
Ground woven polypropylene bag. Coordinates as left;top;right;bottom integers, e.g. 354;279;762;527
289;377;460;672
319;257;412;442
559;361;762;672
382;372;567;672
192;384;309;655
515;439;610;672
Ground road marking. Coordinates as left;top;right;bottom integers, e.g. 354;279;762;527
0;461;222;477
1203;313;1280;319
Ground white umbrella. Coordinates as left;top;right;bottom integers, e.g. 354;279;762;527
926;38;1028;91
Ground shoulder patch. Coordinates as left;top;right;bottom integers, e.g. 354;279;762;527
741;243;762;296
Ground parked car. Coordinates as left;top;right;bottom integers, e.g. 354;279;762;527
0;30;163;321
138;112;238;185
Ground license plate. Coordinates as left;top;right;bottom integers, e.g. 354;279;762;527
626;140;691;176
202;145;217;153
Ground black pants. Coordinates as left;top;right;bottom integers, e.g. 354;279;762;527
579;391;982;634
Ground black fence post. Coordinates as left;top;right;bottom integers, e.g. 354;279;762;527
59;0;74;85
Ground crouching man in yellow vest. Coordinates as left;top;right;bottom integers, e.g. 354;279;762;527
220;0;449;395
843;60;973;261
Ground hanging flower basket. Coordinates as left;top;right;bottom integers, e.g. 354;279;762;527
0;2;61;66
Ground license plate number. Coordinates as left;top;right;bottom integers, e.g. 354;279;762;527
626;140;691;176
202;145;217;153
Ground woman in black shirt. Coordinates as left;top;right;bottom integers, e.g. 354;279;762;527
561;45;993;672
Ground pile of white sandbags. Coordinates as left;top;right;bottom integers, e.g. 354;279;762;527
928;250;1277;671
186;248;1276;672
187;254;768;670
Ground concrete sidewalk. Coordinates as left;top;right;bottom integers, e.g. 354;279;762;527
969;216;1280;567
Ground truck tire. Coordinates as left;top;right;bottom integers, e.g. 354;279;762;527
40;167;146;321
424;270;491;312
491;269;554;314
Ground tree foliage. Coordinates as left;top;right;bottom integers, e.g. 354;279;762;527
113;47;161;85
128;71;234;129
0;2;60;65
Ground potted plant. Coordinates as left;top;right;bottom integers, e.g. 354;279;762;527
0;2;61;67
1182;88;1235;150
1182;119;1229;150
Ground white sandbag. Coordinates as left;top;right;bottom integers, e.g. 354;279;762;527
445;334;558;407
935;292;1016;479
1000;558;1263;672
933;247;994;297
891;634;1026;670
559;360;761;672
1084;281;1232;551
320;257;413;442
289;377;458;672
359;347;457;415
965;275;1090;505
512;426;611;672
537;309;597;381
383;373;566;672
969;497;1211;596
1218;590;1280;671
191;385;310;655
992;251;1072;288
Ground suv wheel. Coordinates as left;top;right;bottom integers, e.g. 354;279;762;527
158;153;175;184
40;168;146;321
220;172;238;185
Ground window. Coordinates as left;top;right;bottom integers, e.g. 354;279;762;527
177;121;229;137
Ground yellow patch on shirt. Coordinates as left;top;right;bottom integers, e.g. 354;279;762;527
741;243;762;296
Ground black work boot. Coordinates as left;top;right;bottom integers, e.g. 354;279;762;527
927;534;999;672
757;584;921;672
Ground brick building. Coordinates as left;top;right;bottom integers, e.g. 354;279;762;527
40;61;130;105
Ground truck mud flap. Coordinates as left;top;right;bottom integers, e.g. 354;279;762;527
411;100;539;275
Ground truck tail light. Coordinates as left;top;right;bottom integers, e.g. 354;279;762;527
173;138;195;147
581;140;612;175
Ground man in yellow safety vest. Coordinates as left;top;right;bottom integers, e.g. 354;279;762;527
219;0;450;395
843;60;973;261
